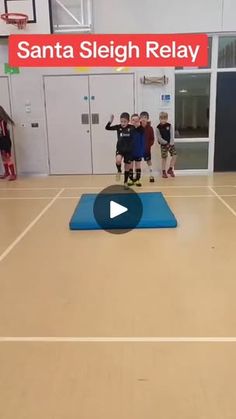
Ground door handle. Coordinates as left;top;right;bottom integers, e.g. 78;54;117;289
92;113;99;124
81;113;89;124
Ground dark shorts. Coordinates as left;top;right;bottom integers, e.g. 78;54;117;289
143;153;151;162
131;157;142;162
116;150;132;164
161;144;177;159
0;136;12;155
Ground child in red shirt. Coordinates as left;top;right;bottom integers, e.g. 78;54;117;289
0;106;16;181
140;111;155;182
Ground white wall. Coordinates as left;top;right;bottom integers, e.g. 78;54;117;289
222;0;236;31
1;0;235;36
0;56;173;174
93;0;224;34
10;70;49;174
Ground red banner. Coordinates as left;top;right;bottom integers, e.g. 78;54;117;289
9;34;208;67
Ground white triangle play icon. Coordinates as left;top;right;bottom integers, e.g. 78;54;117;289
110;200;128;219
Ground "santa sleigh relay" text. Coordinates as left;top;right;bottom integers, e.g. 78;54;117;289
9;34;208;67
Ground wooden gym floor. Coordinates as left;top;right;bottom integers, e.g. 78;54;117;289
0;173;236;419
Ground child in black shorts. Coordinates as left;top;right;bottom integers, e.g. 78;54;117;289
105;112;133;189
128;114;145;187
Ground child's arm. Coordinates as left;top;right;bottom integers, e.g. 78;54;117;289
105;114;119;130
150;126;155;146
170;125;175;145
156;127;168;145
0;120;7;137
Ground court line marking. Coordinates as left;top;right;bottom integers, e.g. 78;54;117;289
166;194;236;198
65;186;209;190
1;337;236;343
1;195;236;200
60;195;216;198
0;185;235;191
214;194;236;197
208;187;236;217
64;185;236;190
0;197;54;200
0;187;62;191
0;188;64;264
0;196;81;200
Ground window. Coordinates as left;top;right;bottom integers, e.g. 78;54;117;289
176;37;212;70
218;36;236;68
175;142;209;170
175;74;210;138
50;0;92;33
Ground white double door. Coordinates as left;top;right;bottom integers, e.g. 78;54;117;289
44;74;135;174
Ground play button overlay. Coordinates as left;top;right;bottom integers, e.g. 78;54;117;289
110;201;128;219
93;185;143;234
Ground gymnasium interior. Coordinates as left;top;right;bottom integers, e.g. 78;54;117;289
0;1;236;418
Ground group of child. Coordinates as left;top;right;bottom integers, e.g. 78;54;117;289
106;111;177;188
0;105;177;185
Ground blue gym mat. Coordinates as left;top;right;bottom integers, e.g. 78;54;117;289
69;192;177;230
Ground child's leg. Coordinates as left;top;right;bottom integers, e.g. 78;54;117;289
124;162;131;188
116;153;122;172
146;158;152;171
162;160;168;178
161;146;168;178
167;146;177;177
0;151;10;179
6;153;16;181
162;158;168;178
162;158;167;171
170;155;177;168
135;160;142;186
146;157;154;182
115;153;122;181
128;161;134;185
